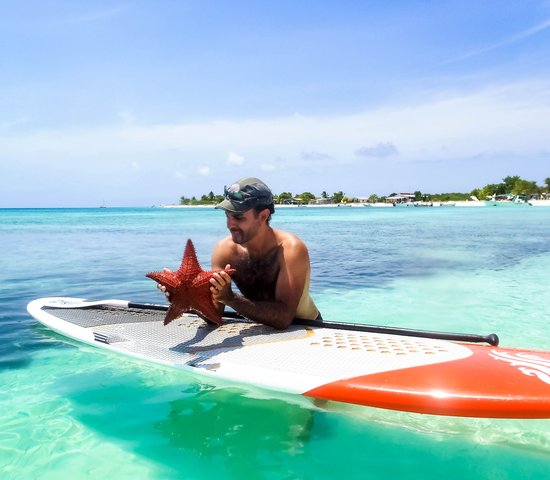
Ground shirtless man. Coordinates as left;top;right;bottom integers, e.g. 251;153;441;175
209;177;321;330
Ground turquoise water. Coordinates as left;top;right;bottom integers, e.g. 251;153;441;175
1;206;549;479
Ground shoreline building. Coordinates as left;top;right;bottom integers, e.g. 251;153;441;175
387;193;415;205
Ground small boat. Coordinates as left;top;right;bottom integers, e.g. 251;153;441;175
454;196;486;207
364;202;394;208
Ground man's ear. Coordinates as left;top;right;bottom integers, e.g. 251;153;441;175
259;208;270;223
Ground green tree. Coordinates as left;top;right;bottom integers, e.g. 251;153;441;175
479;183;505;199
502;175;521;193
277;192;293;204
413;191;422;201
321;191;328;199
431;192;469;201
296;192;316;205
332;191;345;203
470;188;481;199
367;194;379;203
512;179;538;196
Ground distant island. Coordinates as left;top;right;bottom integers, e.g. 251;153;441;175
174;175;549;206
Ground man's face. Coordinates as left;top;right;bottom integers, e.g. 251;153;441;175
225;209;262;245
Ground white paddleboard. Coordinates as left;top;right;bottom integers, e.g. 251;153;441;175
27;297;550;418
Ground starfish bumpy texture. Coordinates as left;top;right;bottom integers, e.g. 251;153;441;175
146;239;235;325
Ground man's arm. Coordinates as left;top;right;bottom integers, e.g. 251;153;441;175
211;237;310;329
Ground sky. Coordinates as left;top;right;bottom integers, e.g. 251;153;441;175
1;0;550;207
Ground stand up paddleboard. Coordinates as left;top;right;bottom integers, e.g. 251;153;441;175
27;297;550;419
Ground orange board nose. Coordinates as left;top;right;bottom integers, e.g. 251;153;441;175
305;345;550;418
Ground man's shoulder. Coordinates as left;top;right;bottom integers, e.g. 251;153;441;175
274;229;308;252
214;236;238;252
212;236;241;268
274;228;301;242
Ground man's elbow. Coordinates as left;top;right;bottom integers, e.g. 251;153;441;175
272;313;294;330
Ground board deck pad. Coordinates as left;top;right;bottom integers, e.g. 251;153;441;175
28;297;550;419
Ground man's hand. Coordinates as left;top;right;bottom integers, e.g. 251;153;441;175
210;264;235;305
157;268;172;300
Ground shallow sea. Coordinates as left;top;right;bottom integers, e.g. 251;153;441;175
1;205;549;479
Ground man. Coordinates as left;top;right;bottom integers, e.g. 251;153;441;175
209;177;321;329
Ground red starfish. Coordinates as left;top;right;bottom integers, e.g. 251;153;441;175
146;239;235;325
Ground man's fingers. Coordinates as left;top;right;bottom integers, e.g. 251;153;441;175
219;270;232;282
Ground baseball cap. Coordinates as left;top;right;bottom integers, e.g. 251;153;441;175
215;177;274;213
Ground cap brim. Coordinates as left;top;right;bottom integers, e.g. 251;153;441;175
215;198;251;213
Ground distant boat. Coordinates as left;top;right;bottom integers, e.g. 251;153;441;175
100;200;107;208
454;196;486;207
364;202;394;208
528;199;550;207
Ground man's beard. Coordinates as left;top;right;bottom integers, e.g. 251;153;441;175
230;228;246;244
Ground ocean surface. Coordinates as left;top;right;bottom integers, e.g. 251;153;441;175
1;205;549;479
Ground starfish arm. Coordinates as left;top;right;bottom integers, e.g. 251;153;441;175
163;303;188;325
190;298;224;325
146;271;181;291
180;239;203;279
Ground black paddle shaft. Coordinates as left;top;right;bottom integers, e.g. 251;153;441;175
127;302;500;346
295;318;500;346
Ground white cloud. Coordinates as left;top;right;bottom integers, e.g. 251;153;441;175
300;150;333;161
355;142;399;158
118;111;136;124
227;152;245;165
261;163;277;171
0;116;31;130
1;79;549;174
56;6;127;26
441;18;550;65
